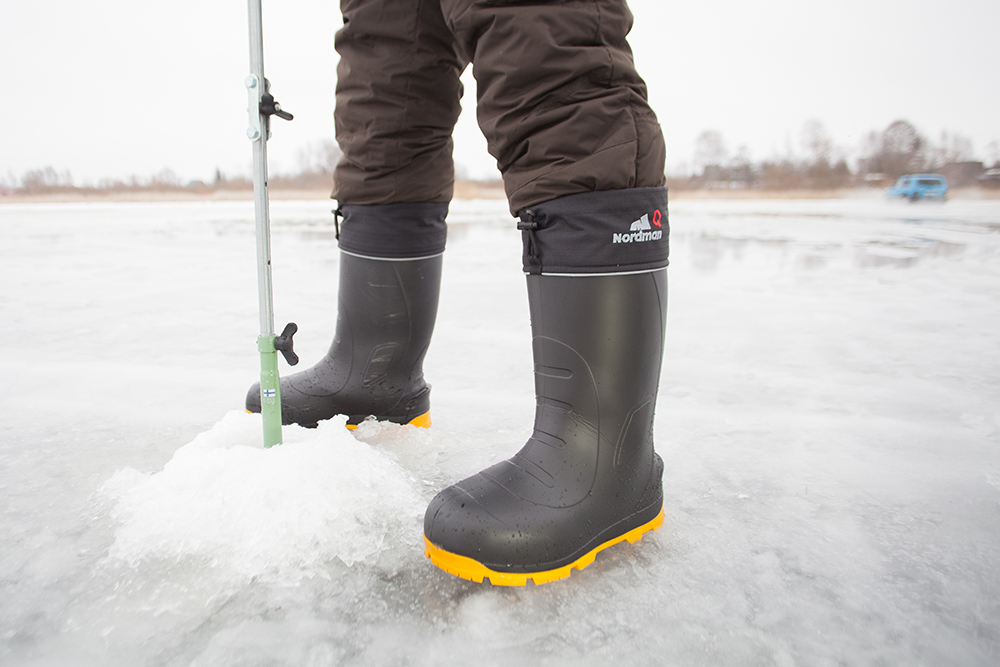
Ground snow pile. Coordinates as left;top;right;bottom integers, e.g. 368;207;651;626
100;411;424;582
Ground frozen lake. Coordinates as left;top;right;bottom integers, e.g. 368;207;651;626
2;196;999;665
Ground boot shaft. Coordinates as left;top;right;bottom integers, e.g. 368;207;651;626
327;251;442;391
514;269;667;507
528;270;667;434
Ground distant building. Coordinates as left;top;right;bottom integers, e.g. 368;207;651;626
940;162;985;187
979;168;1000;187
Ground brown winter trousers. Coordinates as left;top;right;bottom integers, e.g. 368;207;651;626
332;0;666;214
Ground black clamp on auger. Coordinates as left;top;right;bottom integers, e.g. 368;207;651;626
274;322;299;366
260;79;294;122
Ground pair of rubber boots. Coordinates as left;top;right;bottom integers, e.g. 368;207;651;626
246;192;669;585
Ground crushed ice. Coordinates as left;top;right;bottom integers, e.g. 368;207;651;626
99;411;425;582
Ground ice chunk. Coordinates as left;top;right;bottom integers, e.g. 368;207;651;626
100;411;424;583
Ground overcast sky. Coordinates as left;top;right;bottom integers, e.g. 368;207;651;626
1;0;998;185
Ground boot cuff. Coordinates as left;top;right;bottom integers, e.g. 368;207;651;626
336;202;448;259
515;187;669;275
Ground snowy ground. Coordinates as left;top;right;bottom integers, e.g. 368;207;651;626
1;196;999;666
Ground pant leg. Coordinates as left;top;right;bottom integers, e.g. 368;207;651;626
333;0;468;204
440;0;666;214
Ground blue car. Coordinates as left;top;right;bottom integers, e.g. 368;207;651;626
885;174;949;201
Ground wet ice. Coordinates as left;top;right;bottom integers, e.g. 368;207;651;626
1;196;999;665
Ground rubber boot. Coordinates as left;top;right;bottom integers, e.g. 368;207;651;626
246;251;441;428
423;268;668;585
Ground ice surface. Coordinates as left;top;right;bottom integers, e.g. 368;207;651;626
1;196;999;665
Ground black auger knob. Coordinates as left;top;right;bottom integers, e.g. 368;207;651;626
274;322;299;366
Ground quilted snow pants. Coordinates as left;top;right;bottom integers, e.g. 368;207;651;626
331;0;666;214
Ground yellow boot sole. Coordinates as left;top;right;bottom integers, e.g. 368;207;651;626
423;506;664;586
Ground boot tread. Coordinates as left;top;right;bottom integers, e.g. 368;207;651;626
423;506;663;586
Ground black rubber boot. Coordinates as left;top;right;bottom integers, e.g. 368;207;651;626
423;268;668;585
246;251;441;428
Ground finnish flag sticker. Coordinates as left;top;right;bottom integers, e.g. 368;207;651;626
263;388;277;399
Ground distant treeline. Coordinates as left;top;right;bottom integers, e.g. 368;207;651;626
670;119;1000;191
4;121;999;197
0;168;336;197
0;140;347;197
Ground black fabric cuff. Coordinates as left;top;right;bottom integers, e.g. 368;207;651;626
516;187;670;274
336;202;448;259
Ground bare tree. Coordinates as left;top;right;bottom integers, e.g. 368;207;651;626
149;168;181;189
296;139;343;175
693;130;728;180
860;120;927;178
800;118;833;167
931;130;974;167
987;141;1000;168
19;166;74;192
728;145;756;185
